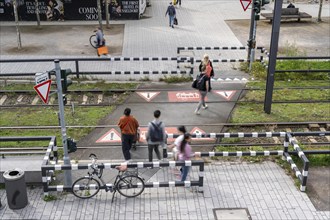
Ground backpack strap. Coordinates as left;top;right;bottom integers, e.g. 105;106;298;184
151;121;162;129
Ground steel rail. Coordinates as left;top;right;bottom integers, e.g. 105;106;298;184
1;121;329;130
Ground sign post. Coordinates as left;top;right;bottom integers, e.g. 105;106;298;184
54;59;72;187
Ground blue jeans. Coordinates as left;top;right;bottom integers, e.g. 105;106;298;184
196;90;207;111
181;166;190;181
169;15;175;26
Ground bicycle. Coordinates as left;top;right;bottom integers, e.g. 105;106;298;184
89;34;98;49
72;154;145;202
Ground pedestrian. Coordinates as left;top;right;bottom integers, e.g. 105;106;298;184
178;133;193;181
146;110;166;162
176;0;181;6
117;108;139;162
194;64;209;115
168;125;187;161
165;2;176;28
95;27;105;47
199;54;214;91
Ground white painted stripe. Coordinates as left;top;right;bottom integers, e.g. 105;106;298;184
289;137;294;143
295;171;301;178
169;181;175;187
153;182;160;187
280;132;286;137
250;151;256;156
194;152;201;157
238;132;244;138
104;163;112;169
185;161;192;166
237;151;242;156
266;132;272;137
137;162;144;168
264;151;270;156
287;156;292;162
298;151;304;158
55;164;62;170
153;161;160;167
284;141;289;147
44;156;49;161
169;161;176;167
184;181;191;187
57;185;64;191
300;186;306;191
223;151;228;156
89;184;98;190
196;132;202;138
291;164;297;169
53;146;58;151
278;150;284;155
71;164;78;170
167;134;174;139
210;133;216;138
137;182;143;188
199;172;204;177
209;152;215;157
252;132;258;137
106;183;113;188
47;148;51;153
302;170;308;176
73;185;80;190
42;177;48;182
224;133;230;138
294;144;299;150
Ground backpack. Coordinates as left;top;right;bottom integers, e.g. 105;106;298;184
168;6;175;16
149;122;163;142
192;74;206;90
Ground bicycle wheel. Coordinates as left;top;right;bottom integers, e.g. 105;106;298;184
72;177;100;199
116;175;145;198
89;34;98;49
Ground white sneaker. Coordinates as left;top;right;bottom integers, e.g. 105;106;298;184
202;105;208;110
194;109;200;115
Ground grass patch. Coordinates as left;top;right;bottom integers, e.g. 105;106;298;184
0;106;113;147
43;195;57;202
160;75;192;83
231;103;330;123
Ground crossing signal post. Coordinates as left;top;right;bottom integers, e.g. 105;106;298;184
254;0;261;20
60;69;72;93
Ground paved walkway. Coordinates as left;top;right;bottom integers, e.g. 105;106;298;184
1;162;330;219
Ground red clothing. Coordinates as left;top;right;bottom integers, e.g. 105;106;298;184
118;115;139;135
205;61;212;78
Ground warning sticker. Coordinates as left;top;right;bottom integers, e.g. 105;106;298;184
168;91;207;102
213;90;236;100
96;129;121;143
136;92;160;102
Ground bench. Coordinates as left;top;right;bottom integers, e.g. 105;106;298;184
261;8;312;23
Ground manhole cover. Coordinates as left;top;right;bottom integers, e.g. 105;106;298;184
213;208;252;220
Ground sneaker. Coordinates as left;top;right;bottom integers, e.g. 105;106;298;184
202;105;208;110
194;109;200;115
172;25;174;28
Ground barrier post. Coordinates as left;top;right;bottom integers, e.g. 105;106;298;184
198;161;204;193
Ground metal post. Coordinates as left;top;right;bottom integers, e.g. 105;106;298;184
248;1;256;71
264;0;283;114
54;59;72;187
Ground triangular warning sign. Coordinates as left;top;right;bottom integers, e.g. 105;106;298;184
33;79;51;104
96;129;121;143
190;127;215;141
213;90;236;100
240;0;252;11
136;92;160;102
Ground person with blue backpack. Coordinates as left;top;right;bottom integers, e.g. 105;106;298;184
146;110;166;162
165;2;176;28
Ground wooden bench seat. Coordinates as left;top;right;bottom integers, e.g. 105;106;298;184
261;8;312;22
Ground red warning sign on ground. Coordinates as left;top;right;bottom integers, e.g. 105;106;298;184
190;127;216;141
136;92;160;102
96;128;121;143
213;90;236;100
168;91;207;102
139;127;178;143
